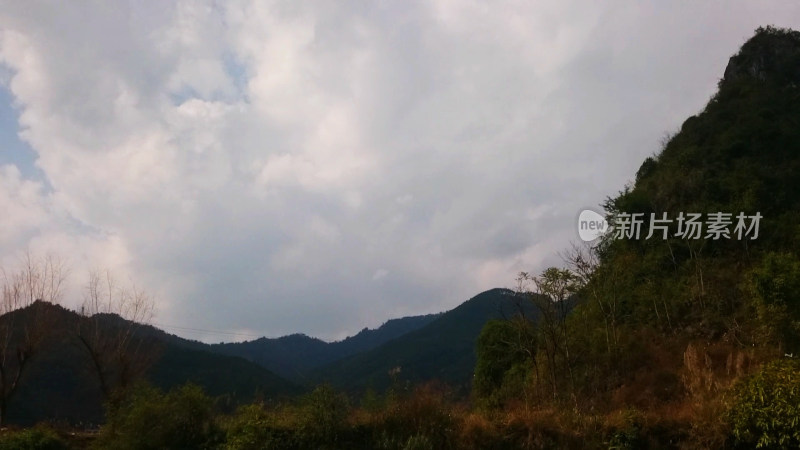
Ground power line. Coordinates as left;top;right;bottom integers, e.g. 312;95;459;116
150;321;265;339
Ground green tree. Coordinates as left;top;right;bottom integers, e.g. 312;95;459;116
473;317;537;407
296;384;350;446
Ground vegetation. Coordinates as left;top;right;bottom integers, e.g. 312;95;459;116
467;24;800;448
0;426;69;450
311;288;536;394
212;314;441;381
95;383;223;450
728;359;800;449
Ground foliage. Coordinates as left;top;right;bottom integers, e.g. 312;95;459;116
295;383;351;447
313;288;535;394
224;404;293;450
376;383;456;449
728;358;800;449
607;409;645;450
748;252;800;353
0;426;69;450
473;318;536;407
95;383;222;450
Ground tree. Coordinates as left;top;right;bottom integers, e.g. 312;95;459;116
473;317;538;408
563;243;624;356
0;252;67;425
517;267;579;401
76;270;156;406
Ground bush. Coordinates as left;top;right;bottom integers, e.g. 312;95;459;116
0;426;69;450
224;403;297;450
375;383;456;449
607;409;645;450
749;252;800;353
728;358;800;448
95;383;222;450
295;384;350;447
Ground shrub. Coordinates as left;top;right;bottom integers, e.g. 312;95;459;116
748;252;800;354
375;383;456;449
0;426;69;450
728;358;800;448
95;383;222;449
607;409;645;450
224;403;298;450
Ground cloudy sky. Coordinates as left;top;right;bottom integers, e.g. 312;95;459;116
0;2;797;342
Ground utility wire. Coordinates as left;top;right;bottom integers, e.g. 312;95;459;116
150;321;265;339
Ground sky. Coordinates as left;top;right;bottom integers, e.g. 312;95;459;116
0;1;798;343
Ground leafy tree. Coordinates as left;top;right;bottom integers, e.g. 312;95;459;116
473;318;537;407
296;384;350;446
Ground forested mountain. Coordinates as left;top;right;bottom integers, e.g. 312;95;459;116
312;288;540;393
0;302;298;426
0;289;517;425
210;313;441;381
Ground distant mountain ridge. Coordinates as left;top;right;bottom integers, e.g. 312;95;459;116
1;287;545;425
310;288;543;394
1;302;298;426
210;313;442;380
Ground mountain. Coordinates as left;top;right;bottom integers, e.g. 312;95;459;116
1;302;298;426
210;313;441;381
311;288;541;394
596;25;800;341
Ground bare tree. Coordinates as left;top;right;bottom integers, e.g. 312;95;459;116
0;252;68;425
77;270;156;405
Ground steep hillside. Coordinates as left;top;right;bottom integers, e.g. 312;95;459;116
598;25;800;338
507;25;800;410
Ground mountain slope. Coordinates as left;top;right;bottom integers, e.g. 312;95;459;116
210;313;441;380
596;25;800;339
312;288;540;394
1;302;298;426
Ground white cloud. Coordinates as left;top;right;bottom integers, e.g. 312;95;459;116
0;1;798;341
